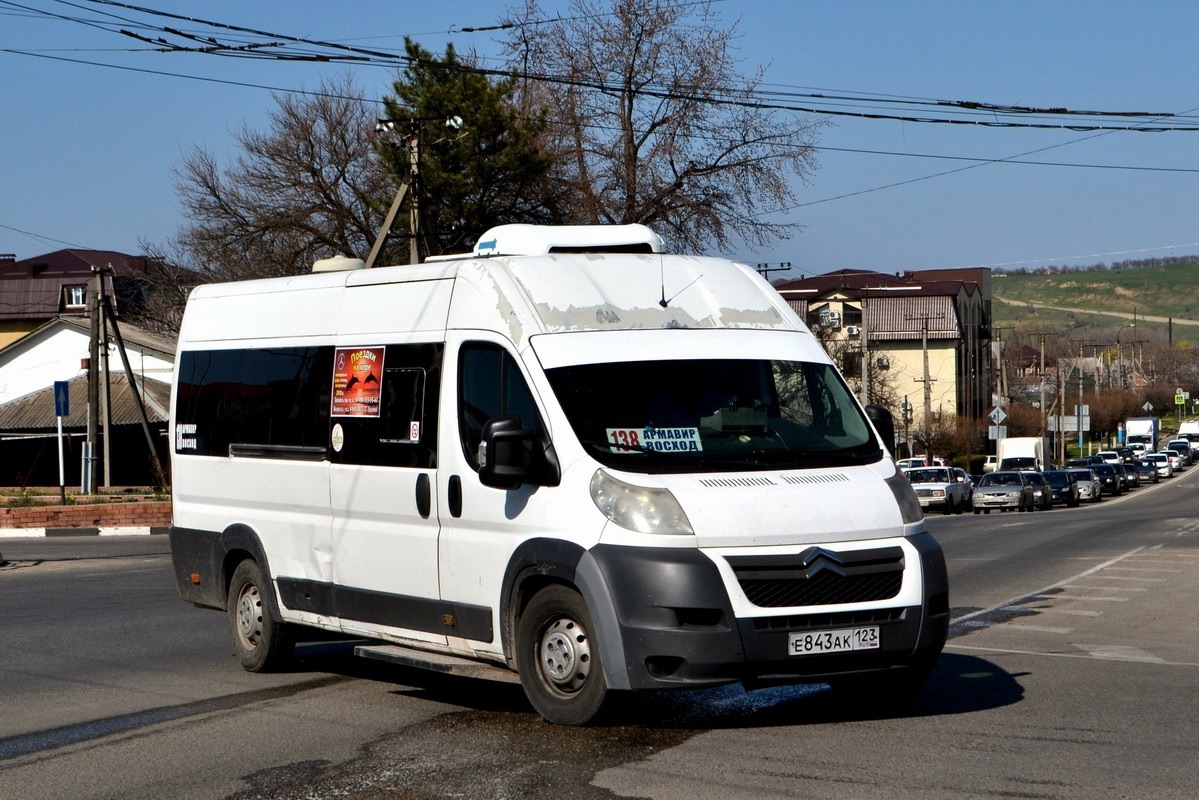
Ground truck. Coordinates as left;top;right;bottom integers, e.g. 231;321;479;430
166;223;949;725
997;436;1045;472
1177;420;1199;456
1124;417;1159;452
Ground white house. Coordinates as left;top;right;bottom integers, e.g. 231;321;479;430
0;316;175;406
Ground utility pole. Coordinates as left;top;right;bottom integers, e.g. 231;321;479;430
859;294;869;406
85;269;101;494
368;115;463;268
1069;338;1090;456
100;266;113;489
754;262;792;281
906;312;944;458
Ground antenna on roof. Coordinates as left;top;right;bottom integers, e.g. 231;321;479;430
659;252;668;308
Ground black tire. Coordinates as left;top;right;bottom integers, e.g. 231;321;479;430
516;585;608;725
973;509;981;515
228;559;294;672
942;497;954;515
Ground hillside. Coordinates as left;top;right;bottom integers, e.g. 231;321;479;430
992;261;1199;342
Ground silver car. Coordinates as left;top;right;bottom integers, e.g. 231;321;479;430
972;471;1036;514
1067;468;1102;502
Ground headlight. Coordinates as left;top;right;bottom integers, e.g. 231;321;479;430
884;470;923;523
1007;491;1021;498
932;489;945;497
589;469;694;535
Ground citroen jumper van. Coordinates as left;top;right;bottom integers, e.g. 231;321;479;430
168;224;948;725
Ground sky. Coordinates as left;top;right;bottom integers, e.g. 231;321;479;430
3;1;1199;280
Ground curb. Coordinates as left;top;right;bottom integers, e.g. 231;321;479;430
0;526;170;539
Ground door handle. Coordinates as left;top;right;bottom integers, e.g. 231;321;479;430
448;474;462;518
415;473;431;519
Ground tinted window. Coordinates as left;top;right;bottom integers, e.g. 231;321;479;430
459;343;545;470
332;343;442;469
175;347;333;456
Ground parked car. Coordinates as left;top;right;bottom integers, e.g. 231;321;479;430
1067;468;1102;503
1091;463;1123;496
904;466;970;514
982;455;999;473
1023;471;1054;510
1043;470;1081;507
1144;453;1174;478
1135;460;1161;484
1166;440;1194;466
972;471;1036;514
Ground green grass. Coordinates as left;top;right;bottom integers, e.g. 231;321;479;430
993;261;1199;341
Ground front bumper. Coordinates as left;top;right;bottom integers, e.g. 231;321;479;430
975;493;1021;509
585;533;949;690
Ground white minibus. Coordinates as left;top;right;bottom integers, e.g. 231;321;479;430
168;224;948;724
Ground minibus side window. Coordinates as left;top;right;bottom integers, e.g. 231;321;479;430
458;343;544;470
331;343;442;469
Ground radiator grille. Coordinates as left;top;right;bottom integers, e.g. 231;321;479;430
729;546;904;608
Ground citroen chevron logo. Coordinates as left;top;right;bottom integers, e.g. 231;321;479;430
796;546;847;578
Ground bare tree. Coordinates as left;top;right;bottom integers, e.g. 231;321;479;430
174;74;394;283
503;0;822;252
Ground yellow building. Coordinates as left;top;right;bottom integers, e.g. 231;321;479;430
775;268;992;428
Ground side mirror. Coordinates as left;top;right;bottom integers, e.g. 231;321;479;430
479;415;532;490
865;404;896;456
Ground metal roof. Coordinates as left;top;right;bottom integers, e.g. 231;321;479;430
0;316;177;361
0;373;170;432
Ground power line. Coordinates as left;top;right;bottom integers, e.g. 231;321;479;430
28;1;1199;131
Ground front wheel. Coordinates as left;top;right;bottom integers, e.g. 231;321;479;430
516;585;608;725
228;559;293;672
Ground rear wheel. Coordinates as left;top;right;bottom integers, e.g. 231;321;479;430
516;585;608;725
228;559;293;672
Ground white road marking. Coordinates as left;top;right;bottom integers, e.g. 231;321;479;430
1076;644;1166;663
1005;624;1074;634
951;546;1145;626
946;643;1199;667
1089;575;1167;582
1103;567;1182;573
1045;609;1102;617
1066;585;1146;591
1035;594;1129;601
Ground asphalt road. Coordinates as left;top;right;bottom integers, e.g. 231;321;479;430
1;468;1196;799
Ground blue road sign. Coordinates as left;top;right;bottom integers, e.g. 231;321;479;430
54;380;69;417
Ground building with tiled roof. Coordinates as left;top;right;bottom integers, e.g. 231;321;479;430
773;267;992;426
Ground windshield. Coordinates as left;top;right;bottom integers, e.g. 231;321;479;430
544;358;880;472
908;468;952;483
1045;471;1070;486
979;472;1023;487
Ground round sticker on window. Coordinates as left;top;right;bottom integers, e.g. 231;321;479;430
331;423;345;453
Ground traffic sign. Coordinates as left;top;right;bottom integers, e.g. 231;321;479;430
988;407;1007;425
1143;402;1153;413
988;425;1007;440
1176;393;1186;405
53;380;69;417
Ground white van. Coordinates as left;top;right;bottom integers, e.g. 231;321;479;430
168;224;948;724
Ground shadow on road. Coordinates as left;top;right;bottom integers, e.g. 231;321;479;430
288;642;1024;731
